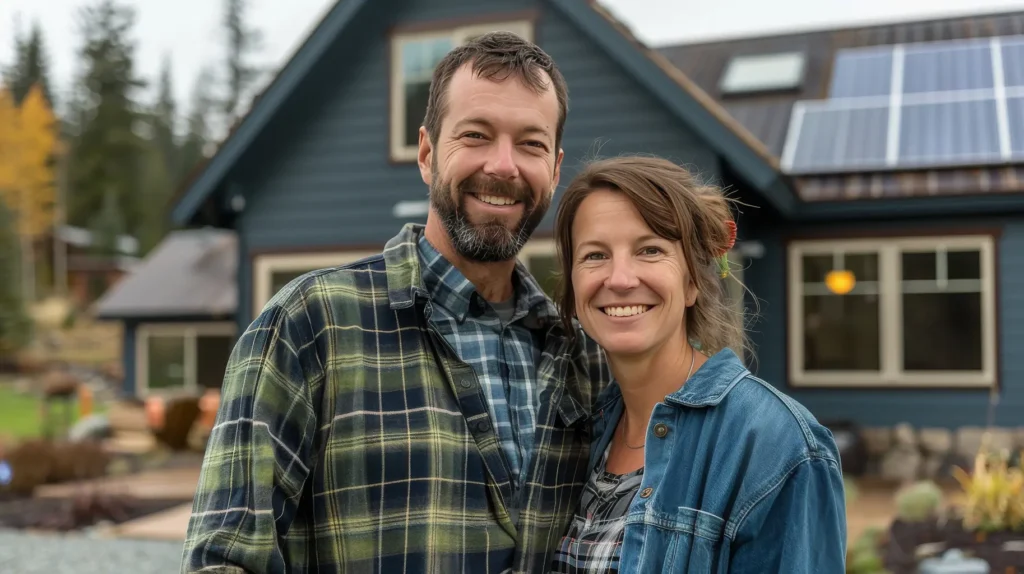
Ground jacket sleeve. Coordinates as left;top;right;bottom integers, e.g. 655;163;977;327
728;456;848;574
180;300;323;573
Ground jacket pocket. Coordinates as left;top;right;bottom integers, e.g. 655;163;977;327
627;506;726;573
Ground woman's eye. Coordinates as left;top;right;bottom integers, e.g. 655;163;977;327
641;246;663;256
582;252;606;261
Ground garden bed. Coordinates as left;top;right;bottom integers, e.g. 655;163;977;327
0;491;187;532
882;516;1024;573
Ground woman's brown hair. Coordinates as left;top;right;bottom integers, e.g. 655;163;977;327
554;155;747;356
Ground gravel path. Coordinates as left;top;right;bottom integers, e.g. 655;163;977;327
0;530;184;573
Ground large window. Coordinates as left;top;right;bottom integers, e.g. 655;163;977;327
389;19;533;161
252;251;381;315
136;323;237;396
788;236;996;387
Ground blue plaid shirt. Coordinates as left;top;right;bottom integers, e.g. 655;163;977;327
418;235;546;493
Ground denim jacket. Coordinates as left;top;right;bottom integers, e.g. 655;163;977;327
588;349;847;573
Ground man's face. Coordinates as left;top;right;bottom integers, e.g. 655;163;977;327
418;62;563;262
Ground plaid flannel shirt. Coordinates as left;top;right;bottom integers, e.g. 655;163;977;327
181;223;611;574
417;235;546;492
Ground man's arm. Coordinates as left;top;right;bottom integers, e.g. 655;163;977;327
181;300;323;573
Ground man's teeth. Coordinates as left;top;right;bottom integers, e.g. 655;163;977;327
602;305;650;317
476;194;518;206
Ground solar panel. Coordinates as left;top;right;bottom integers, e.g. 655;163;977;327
829;47;893;98
899;100;1002;164
902;41;993;93
1008;97;1024;155
782;34;1024;174
786;106;889;172
1002;40;1024;87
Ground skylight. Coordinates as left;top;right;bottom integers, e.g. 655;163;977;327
719;51;807;95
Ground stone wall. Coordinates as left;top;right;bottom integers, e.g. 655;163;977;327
858;425;1024;482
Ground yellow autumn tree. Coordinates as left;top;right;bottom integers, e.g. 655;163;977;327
0;82;58;239
0;82;60;304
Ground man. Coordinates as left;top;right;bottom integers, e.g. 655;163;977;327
181;31;609;574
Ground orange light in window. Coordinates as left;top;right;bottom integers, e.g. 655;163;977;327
825;270;856;295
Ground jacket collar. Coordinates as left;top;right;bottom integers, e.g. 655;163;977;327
593;347;750;413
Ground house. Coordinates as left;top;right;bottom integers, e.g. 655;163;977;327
93;229;237;397
53;225;140;307
658;10;1024;471
109;0;787;399
107;0;1024;469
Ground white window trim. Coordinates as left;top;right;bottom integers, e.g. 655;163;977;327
135;322;237;397
787;235;997;388
252;250;381;316
389;19;534;162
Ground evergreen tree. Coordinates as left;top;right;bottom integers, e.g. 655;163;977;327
221;0;264;126
0;202;31;354
4;18;55;107
151;54;178;178
179;67;216;183
66;0;147;240
136;54;178;254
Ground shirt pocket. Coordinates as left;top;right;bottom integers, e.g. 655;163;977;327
627;506;727;573
551;513;629;574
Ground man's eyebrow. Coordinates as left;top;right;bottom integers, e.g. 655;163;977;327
452;117;553;140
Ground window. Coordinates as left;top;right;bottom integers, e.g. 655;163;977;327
389;19;534;161
252;250;381;315
517;239;559;298
787;236;996;387
136;323;237;396
720;52;806;95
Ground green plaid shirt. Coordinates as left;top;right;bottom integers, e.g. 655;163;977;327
181;223;611;574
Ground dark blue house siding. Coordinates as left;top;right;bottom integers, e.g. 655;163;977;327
229;0;722;326
744;217;1024;429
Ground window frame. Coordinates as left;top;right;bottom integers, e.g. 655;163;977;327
787;235;997;388
388;19;534;162
135;322;238;397
252;250;381;316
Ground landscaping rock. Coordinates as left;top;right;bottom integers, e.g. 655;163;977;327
68;414;112;442
860;427;892;457
918;428;953;456
921;454;947;480
881;445;922;483
893;423;917;449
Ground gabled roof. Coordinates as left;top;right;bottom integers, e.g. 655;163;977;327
659;10;1024;156
94;229;238;320
170;0;795;227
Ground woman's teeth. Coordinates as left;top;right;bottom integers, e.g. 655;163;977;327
602;305;650;317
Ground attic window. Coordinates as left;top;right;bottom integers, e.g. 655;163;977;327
720;51;806;95
389;20;534;162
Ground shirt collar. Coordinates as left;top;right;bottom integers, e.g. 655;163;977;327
417;234;558;328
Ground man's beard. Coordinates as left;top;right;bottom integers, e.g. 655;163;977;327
430;163;551;263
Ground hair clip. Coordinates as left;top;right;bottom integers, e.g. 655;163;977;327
717;220;737;278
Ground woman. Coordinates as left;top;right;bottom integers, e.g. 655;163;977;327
549;156;847;573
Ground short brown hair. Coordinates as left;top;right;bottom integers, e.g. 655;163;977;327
554;156;748;355
423;30;569;153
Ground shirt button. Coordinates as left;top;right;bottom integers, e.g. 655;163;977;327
476;420;491;433
639;487;653;499
653;423;669;438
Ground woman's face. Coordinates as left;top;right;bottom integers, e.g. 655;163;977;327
570;188;698;358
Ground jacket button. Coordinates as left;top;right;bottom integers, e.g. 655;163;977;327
476;420;491;433
653;423;669;438
459;378;473;389
639;487;653;499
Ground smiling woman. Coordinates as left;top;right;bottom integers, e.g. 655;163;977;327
549;156;847;574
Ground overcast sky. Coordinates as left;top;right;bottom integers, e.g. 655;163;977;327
3;0;1024;120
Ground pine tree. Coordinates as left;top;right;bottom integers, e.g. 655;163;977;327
179;67;216;183
66;0;147;241
136;54;178;255
4;19;55;108
0;202;31;354
221;0;264;126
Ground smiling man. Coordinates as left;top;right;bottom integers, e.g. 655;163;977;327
181;32;610;574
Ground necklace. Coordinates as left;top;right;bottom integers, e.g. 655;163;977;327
618;346;696;450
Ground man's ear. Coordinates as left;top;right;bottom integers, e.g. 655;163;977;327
418;126;433;186
552;148;564;194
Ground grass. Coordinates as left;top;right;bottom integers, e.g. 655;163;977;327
0;380;102;440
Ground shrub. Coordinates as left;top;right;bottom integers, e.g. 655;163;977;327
0;439;111;496
894;480;944;522
952;449;1024;532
